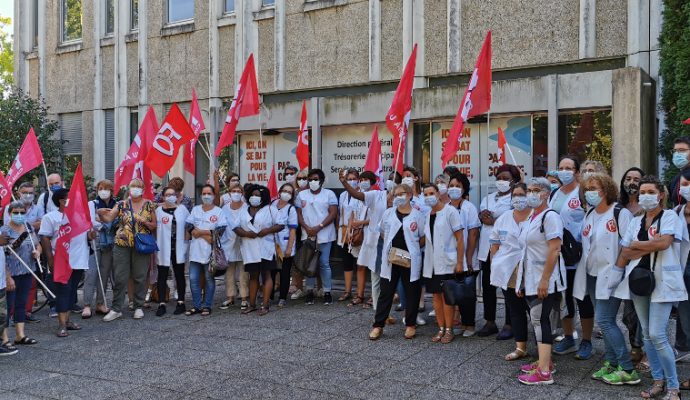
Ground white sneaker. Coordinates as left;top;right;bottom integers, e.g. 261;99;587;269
290;289;304;300
416;316;427;326
103;310;122;322
429;309;436;317
463;329;476;337
133;309;144;319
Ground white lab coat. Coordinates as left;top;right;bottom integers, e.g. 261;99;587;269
357;190;387;271
337;191;363;247
221;203;247;262
236;204;285;265
186;205;227;265
489;211;528;290
378;207;426;282
457;200;481;268
423;204;464;278
549;186;585;268
478;192;512;262
155;206;190;266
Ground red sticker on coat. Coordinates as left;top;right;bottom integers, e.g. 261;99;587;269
568;198;581;209
410;222;418;232
606;219;617;233
162;217;170;224
209;215;218;223
648;226;658;237
582;224;591;237
301;200;307;208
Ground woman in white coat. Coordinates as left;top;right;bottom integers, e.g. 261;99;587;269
220;183;250;311
614;175;687;400
154;186;190;317
368;183;425;341
421;183;464;344
573;173;638;385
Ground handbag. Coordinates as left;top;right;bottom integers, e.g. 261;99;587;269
129;201;158;255
150;286;170;303
294;238;320;277
628;212;662;296
348;208;367;248
388;247;411;268
441;273;476;306
209;229;229;275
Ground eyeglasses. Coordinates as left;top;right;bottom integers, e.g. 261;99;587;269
308;178;320;182
11;212;26;215
526;189;542;194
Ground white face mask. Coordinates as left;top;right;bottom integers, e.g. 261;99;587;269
448;187;463;200
639;194;660;211
285;174;296;183
437;184;448;195
385;180;395;192
280;191;292;202
401;177;415;187
348;180;359;189
309;180;321;192
249;196;262;207
230;192;243;203
424;195;438;207
129;187;143;198
201;194;214;205
359;181;371;192
98;190;111;201
526;193;543;208
165;195;177;204
681;186;690;202
495;180;511;193
297;179;308;189
393;195;408;208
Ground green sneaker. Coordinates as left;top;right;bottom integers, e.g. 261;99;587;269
602;366;641;385
591;361;615;381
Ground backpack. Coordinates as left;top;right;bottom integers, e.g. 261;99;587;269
540;209;582;266
585;203;624;239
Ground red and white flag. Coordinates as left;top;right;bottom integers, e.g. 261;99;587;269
683;118;690;125
114;106;158;200
53;163;93;284
0;171;11;212
267;164;278;201
497;126;507;165
386;44;417;174
296;101;310;171
364;126;384;190
5;127;44;193
184;89;206;175
441;31;492;168
144;103;196;178
215;54;260;156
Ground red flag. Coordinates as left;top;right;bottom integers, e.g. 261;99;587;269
114;106;159;200
5;127;44;192
0;171;11;214
441;31;492;168
184;89;206;175
497;126;507;165
386;44;417;174
215;54;260;156
683;118;690;125
267;165;278;201
364;126;384;190
296;101;310;171
53;163;93;284
144;104;197;178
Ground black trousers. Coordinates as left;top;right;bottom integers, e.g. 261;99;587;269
272;256;294;301
373;265;421;328
157;262;186;302
564;269;594;319
504;289;529;342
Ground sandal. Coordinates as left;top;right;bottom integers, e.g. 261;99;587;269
201;308;211;316
641;381;665;399
258;306;269;316
404;327;417;340
338;292;352;302
56;327;69;338
637;359;651;373
14;337;38;345
185;308;201;316
241;305;257;315
504;348;529;361
440;330;454;344
681;379;690;391
432;328;445;343
369;327;383;340
365;297;374;308
1;341;17;351
81;306;92;319
65;321;81;331
348;296;364;307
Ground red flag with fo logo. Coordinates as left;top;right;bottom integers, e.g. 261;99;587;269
386;44;417;174
144;103;197;178
364;126;384;190
184;88;206;175
114;106;158;199
3;128;44;207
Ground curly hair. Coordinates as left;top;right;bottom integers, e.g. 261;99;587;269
581;173;618;205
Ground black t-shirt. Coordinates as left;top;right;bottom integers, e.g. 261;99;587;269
636;211;663;270
391;210;410;251
429;213;437;244
163;207;177;256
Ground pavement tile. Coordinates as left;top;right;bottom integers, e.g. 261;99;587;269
104;386;182;400
344;377;426;400
12;373;138;400
197;377;325;400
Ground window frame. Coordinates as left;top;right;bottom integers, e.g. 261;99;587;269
104;0;115;37
223;0;236;15
261;0;276;8
130;0;139;31
60;0;83;44
32;0;39;49
165;0;195;25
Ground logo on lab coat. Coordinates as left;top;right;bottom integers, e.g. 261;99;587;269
162;217;170;224
568;198;581;209
210;215;218;223
582;224;591;237
410;222;418;232
606;219;617;233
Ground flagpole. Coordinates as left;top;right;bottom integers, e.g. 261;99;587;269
505;142;518;166
90;240;109;310
6;246;56;299
41;161;50;186
393;131;404;175
23;225;44;273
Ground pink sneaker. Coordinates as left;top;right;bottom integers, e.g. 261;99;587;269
518;367;554;385
519;361;556;374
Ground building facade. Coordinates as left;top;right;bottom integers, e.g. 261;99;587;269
13;0;662;203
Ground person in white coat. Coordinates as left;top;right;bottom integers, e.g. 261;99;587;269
154;186;190;317
572;173;638;385
516;177;565;385
614;175;688;400
233;184;285;316
271;183;298;308
219;183;250;311
489;183;531;362
368;183;425;341
336;169;364;303
422;183;464;344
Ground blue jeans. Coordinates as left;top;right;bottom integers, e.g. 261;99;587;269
307;242;333;292
675;265;690;351
6;274;32;325
632;294;679;389
189;262;215;309
595;294;633;370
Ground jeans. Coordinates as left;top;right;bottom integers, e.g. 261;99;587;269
82;253;99;306
307;242;333;292
632;294;679;390
373;266;421;328
6;274;32;324
189;262;215;309
675;265;690;351
111;245;150;312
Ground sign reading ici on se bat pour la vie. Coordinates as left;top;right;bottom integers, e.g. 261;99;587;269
238;132;299;186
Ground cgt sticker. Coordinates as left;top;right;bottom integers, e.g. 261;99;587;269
582;224;592;237
568;198;581;209
648;226;658;237
410;222;418;232
606;219;617;233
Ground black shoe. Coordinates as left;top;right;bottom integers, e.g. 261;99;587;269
173;303;186;315
496;326;514;340
324;292;333;305
71;305;83;314
477;322;499;337
25;314;41;323
0;344;18;357
156;304;166;317
305;291;315;305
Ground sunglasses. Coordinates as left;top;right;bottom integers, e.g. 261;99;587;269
11;211;26;215
308;178;320;182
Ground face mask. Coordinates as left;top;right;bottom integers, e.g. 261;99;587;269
297;179;308;189
673;152;689;169
448;187;463;200
21;193;35;204
230;192;243;203
201;195;214;205
680;186;690;202
511;196;528;211
385;180;395;192
359;181;371;192
495;180;511;193
285;174;296;183
50;184;62;192
129;187;143;198
10;214;26;225
165;195;178;204
393;195;408;208
97;190;110;200
526;193;543;208
249;196;262;207
280;192;292;202
624;183;639;196
639;194;660;211
401;177;415;187
585;191;602;207
423;195;438;207
309;180;321;192
550;183;560;192
557;170;575;185
437;184;448;195
348;180;359;189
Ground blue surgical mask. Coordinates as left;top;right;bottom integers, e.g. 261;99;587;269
201;195;214;205
359;181;371;192
423;195;438;207
550;183;560;192
393;195;408;208
511;196;528;211
673;152;689;169
584;191;602;207
526;193;543;208
557;170;575;185
448;187;463;200
10;214;26;225
50;184;62;192
639;194;659;211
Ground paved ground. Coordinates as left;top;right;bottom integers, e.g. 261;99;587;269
1;282;689;400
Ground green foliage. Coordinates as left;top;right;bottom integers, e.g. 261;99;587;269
0;16;13;87
659;0;690;182
63;0;83;42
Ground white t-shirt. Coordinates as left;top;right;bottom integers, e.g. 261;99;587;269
36;192;59;217
489;211;528;290
272;200;298;256
478;192;513;261
236;204;286;264
457;200;481;268
221;203;247;262
38;210;89;270
337;191;364;246
296;188;338;244
186;205;227;264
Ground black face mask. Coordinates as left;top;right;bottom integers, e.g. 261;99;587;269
624;183;639;195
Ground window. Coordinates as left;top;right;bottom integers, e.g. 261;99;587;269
167;0;194;23
105;110;115;180
558;110;612;172
60;113;82;164
61;0;82;43
224;0;235;14
105;0;115;36
130;0;139;30
262;0;275;6
32;0;39;48
130;109;139;142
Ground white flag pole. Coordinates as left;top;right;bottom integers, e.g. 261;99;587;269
42;161;50;186
6;246;55;299
505;142;518;166
90;240;109;310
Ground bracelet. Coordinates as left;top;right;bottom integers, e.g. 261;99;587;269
319;223;324;228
